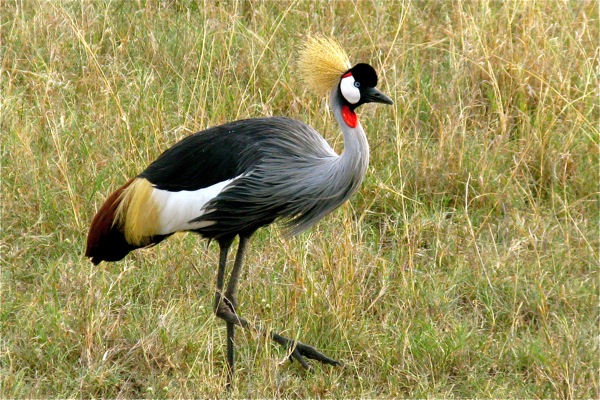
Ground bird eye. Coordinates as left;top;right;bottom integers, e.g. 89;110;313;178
354;81;360;88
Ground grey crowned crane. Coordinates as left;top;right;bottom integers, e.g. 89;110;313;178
85;36;393;386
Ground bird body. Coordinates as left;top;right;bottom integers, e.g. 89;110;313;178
86;112;367;263
85;36;392;387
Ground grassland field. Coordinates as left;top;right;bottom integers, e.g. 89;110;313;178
1;0;598;398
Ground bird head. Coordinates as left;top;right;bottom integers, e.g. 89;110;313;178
339;63;393;111
298;36;393;111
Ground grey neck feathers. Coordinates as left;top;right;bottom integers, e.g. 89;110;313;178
278;88;371;236
329;87;370;197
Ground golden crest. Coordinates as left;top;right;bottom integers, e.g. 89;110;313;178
297;36;351;95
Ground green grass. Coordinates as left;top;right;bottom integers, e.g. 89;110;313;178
2;0;598;397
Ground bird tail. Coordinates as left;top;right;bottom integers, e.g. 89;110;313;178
84;179;139;264
85;179;135;264
86;177;169;265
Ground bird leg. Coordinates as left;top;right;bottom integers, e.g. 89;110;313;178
214;236;340;388
223;235;248;387
214;298;340;369
214;237;240;389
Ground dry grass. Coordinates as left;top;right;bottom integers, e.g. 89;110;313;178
2;0;598;398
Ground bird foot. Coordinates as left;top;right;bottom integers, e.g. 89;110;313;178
271;332;341;369
214;296;340;370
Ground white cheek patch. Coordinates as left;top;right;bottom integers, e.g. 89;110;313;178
340;75;361;104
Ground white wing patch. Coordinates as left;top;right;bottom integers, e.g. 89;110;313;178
152;176;241;234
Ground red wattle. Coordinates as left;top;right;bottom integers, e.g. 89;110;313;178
341;105;358;128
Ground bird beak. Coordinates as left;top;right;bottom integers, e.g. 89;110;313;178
362;87;394;105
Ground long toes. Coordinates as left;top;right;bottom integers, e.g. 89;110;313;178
271;333;340;368
295;342;341;366
288;348;312;370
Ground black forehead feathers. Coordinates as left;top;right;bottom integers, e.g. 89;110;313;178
348;63;378;87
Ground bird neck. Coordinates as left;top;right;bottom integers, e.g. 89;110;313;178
326;87;370;201
330;88;370;175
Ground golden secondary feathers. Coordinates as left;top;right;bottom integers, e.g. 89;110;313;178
114;177;160;245
297;35;352;95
